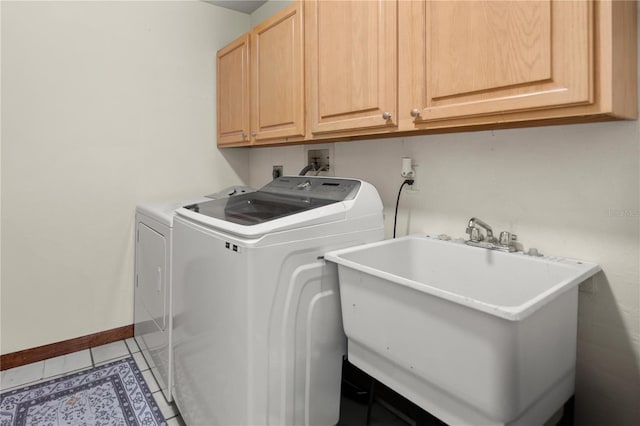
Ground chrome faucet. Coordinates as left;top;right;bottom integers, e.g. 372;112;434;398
466;217;496;243
465;217;518;252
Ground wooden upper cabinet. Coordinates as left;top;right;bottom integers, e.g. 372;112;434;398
408;0;592;124
251;3;305;145
217;34;250;147
401;0;636;129
217;0;636;147
306;0;397;137
216;2;304;147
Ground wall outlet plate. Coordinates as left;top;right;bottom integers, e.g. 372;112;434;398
406;163;420;192
272;165;283;179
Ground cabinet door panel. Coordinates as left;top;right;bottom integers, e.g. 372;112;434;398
430;1;551;98
307;0;397;135
217;34;250;146
252;3;304;143
415;0;592;123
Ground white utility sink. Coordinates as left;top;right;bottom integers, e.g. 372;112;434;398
325;235;600;426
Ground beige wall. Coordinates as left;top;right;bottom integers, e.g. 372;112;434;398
0;1;250;354
247;15;640;426
0;1;3;352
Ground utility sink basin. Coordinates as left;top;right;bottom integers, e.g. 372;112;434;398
325;235;600;426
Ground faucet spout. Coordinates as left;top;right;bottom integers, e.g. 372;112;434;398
465;217;519;252
466;217;495;242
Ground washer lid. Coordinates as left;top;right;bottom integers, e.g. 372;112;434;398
176;177;363;237
181;177;360;226
183;191;337;226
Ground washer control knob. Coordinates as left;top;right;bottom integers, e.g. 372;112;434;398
296;180;312;190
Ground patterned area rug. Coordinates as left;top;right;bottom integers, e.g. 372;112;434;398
0;357;166;426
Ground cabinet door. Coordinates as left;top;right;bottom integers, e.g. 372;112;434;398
306;0;397;136
409;0;593;124
217;34;250;146
251;3;305;144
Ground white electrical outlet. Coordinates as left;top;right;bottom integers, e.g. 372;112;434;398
401;157;414;178
400;157;419;191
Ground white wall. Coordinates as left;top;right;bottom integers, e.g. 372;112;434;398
0;1;250;354
248;18;640;426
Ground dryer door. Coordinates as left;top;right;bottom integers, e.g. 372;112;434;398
136;223;167;331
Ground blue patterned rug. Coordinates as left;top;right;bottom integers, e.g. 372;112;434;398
0;357;166;426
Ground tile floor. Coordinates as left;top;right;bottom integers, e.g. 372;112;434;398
1;342;571;426
1;339;411;426
0;338;185;426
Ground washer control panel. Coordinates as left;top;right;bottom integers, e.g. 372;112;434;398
263;176;361;201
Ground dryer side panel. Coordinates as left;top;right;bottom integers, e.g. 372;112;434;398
134;220;172;401
136;223;168;331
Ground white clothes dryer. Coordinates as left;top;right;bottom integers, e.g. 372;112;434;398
171;176;384;425
134;187;253;402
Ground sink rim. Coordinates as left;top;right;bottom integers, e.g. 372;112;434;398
325;234;601;321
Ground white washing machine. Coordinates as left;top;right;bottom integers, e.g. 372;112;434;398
171;176;384;426
134;187;253;402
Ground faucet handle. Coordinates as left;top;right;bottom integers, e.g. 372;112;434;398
499;231;517;246
467;227;483;242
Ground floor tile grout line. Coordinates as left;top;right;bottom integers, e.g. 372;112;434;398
89;345;96;367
